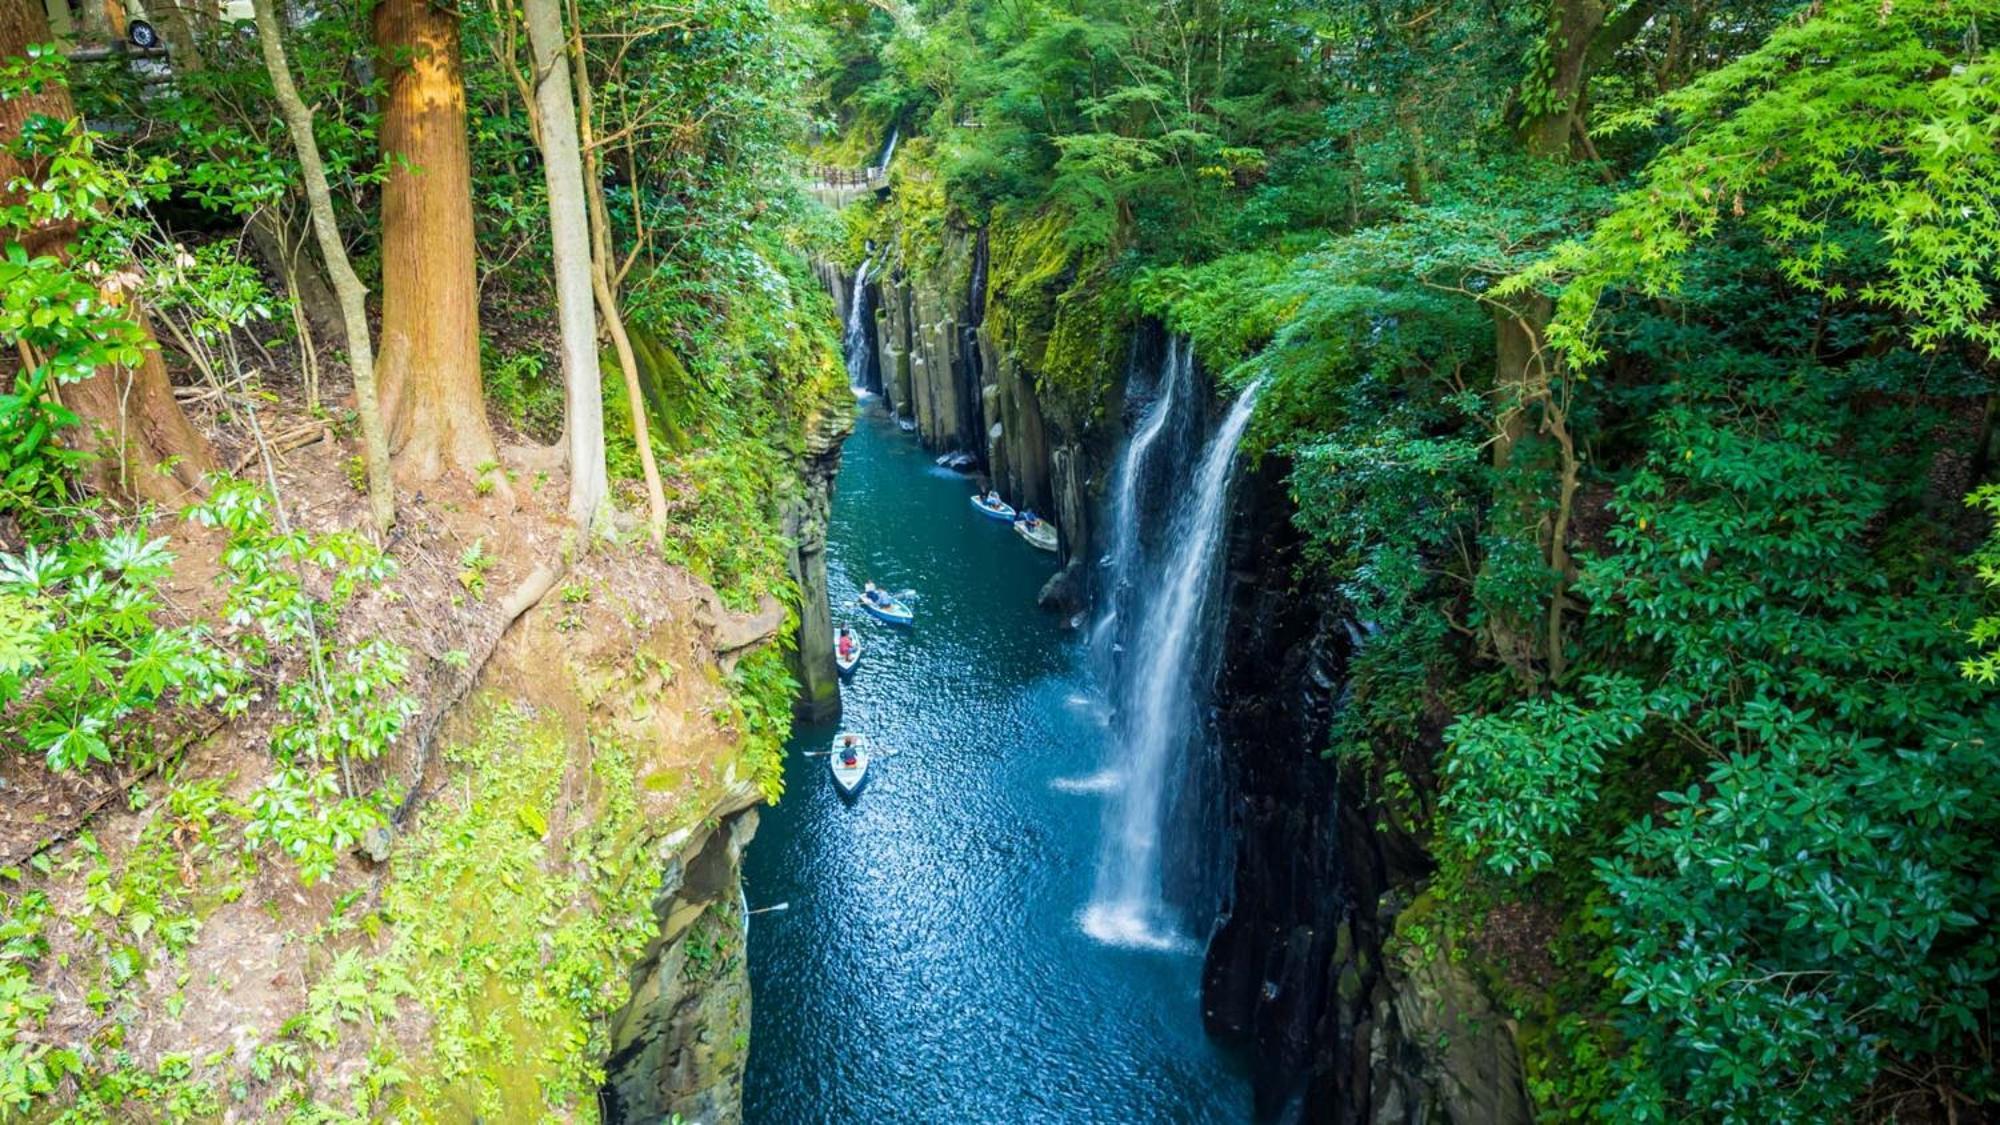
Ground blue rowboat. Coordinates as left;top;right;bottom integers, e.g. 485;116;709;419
859;592;914;626
971;493;1016;521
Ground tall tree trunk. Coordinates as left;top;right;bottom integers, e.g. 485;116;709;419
1519;0;1659;158
1;0;215;505
245;208;345;345
252;0;392;531
567;1;666;547
150;0;201;69
372;0;499;486
522;0;605;531
77;0;112;42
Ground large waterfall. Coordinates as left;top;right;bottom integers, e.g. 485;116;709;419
1084;339;1262;950
844;251;876;393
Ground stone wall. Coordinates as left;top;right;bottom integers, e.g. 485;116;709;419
862;221;1118;617
784;403;851;722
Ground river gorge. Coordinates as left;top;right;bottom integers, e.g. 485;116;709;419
744;400;1250;1119
732;231;1536;1124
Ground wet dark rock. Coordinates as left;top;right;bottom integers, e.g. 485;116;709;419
1203;458;1523;1123
1037;560;1087;619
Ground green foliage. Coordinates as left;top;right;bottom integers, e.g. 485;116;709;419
0;885;62;1116
0;532;236;771
1965;485;2000;684
482;343;565;442
827;1;2000;1115
0;52;157;515
363;705;673;1116
726;644;798;802
1523;0;2000;361
1601;701;1999;1121
1565;353;2000;1119
1441;675;1647;877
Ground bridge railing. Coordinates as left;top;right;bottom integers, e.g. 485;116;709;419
810;164;888;188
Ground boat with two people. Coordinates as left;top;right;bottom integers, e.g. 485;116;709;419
1013;510;1057;553
971;489;1017;522
830;732;871;797
834;627;861;676
858;582;914;626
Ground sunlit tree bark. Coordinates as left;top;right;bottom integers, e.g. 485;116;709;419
371;0;500;486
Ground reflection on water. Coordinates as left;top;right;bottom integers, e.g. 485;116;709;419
743;403;1249;1122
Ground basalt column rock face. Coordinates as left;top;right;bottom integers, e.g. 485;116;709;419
869;216;1127;615
1204;458;1367;1121
876;266;913;419
604;806;762;1124
784;405;852;722
981;324;1054;515
884;228;984;453
1203;461;1530;1124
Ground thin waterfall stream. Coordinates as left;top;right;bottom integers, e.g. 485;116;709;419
1085;351;1262;949
843;249;876;393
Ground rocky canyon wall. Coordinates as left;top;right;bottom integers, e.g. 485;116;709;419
784;403;852;723
859;219;1118;619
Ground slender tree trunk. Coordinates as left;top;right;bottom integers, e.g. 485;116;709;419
160;0;341;352
372;0;500;486
1;0;215;504
1485;294;1556;683
245;208;346;346
567;4;666;547
522;0;605;531
252;0;393;531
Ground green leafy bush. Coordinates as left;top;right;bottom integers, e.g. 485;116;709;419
0;533;237;771
1441;675;1647;877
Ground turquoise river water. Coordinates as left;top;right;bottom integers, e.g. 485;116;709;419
742;399;1250;1120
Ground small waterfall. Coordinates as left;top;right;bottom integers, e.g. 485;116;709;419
1084;371;1263;951
959;228;989;452
876;126;900;173
844;250;876;394
1089;337;1194;668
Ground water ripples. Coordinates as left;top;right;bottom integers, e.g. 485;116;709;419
743;404;1248;1122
